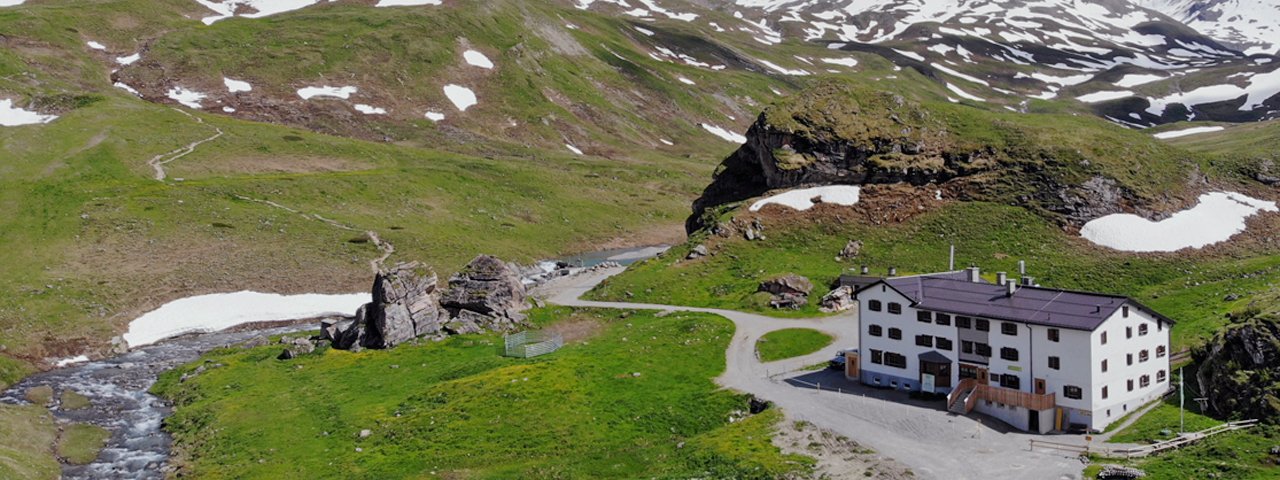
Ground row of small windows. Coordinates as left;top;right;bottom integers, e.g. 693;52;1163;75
1100;346;1166;372
1100;371;1167;399
1100;321;1161;345
868;349;908;369
868;300;903;314
913;334;954;351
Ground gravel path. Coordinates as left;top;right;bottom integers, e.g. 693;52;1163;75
537;267;1089;480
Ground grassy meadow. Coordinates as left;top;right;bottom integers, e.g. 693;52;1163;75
151;307;812;479
755;328;834;362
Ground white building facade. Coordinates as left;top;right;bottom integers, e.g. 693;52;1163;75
850;268;1172;433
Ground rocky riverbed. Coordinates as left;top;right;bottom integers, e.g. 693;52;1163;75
0;324;313;479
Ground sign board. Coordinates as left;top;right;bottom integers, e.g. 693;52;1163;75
922;373;935;392
1008;365;1023;372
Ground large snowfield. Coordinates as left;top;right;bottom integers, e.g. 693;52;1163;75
1080;192;1277;252
122;291;366;347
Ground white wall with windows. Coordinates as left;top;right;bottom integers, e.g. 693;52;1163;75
1088;304;1171;430
858;285;960;393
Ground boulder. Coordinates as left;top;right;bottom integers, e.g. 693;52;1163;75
687;244;709;259
759;274;814;296
820;286;855;312
1097;465;1146;479
440;255;529;330
839;240;863;260
335;262;445;350
277;337;316;360
769;293;808;309
1194;315;1280;422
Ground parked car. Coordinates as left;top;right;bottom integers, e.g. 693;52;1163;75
828;348;857;370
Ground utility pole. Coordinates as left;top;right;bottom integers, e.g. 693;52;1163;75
1179;366;1185;434
949;244;955;271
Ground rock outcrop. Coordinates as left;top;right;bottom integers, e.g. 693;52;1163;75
335;262;444;350
820;286;855;312
685;81;1190;233
839;240;863;260
759;274;813;310
439;255;529;334
1194;315;1280;422
331;256;529;350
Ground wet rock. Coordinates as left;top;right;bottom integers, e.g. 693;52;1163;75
440;255;529;330
820;286;855;312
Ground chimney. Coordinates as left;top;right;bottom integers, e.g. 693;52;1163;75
1021;276;1035;286
1018;260;1026;275
996;272;1007;285
1006;279;1017;296
966;265;981;283
861;265;870;275
888;266;898;276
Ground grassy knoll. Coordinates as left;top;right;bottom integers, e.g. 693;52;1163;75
57;423;109;465
1107;400;1220;445
590;201;1280;351
1088;427;1280;480
0;404;59;480
756;328;834;362
152;307;811;479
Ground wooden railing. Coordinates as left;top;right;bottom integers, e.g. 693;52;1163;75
974;384;1056;411
1030;419;1258;458
947;378;978;411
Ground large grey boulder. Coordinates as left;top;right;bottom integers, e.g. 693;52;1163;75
820;286;855;312
440;255;529;330
334;262;444;350
759;274;814;296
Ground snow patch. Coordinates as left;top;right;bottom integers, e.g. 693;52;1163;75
820;57;858;67
463;50;494;69
700;123;746;144
677;76;696;85
376;0;441;5
116;53;141;65
223;77;252;93
443;84;477;111
1077;90;1134;103
297;85;357;100
1115;73;1164;87
749;185;862;212
565;144;583;155
166;87;207;109
354;104;387;115
122;291;366;347
87;41;107;50
1152;125;1224;139
424;110;445;121
1080;192;1277;252
0;99;58;126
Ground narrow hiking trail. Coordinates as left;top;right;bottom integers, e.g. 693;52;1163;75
535;268;1089;480
147;109;223;181
230;194;394;273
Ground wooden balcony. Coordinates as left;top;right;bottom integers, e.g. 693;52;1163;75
947;378;1056;413
974;384;1056;411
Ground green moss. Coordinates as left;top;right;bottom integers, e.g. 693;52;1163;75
59;390;91;411
57;423;109;465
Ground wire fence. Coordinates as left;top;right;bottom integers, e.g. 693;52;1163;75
503;330;564;358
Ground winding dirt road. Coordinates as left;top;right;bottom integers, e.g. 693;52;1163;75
538;267;1087;480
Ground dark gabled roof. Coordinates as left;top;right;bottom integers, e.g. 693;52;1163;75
918;350;950;364
836;274;884;290
856;272;1174;331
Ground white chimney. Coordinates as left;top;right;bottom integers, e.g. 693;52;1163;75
1007;279;1017;296
889;266;898;276
967;266;981;283
861;265;870;274
996;272;1007;285
1018;260;1026;275
1021;276;1035;286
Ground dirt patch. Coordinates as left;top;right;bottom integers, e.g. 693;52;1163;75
545;315;603;343
773;419;915;480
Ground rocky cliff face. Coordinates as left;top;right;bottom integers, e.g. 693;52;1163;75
686;82;1178;233
331;256;528;350
1194;315;1280;422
